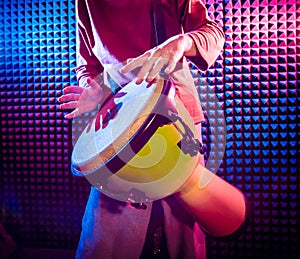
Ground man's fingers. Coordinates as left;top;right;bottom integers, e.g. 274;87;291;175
64;108;80;119
63;85;84;94
120;53;150;73
59;101;78;110
146;58;166;82
165;58;182;74
58;93;80;103
135;57;159;84
87;77;101;89
164;60;176;74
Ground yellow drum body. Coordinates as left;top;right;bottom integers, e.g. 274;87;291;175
106;95;200;201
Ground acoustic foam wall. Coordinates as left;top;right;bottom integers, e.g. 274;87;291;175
200;1;299;258
0;0;90;249
0;0;299;258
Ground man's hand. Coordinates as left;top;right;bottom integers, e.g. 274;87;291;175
120;34;195;84
58;77;103;119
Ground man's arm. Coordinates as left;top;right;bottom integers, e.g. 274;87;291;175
75;0;104;87
121;0;224;83
181;0;225;70
58;0;104;119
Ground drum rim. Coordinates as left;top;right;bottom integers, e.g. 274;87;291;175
72;78;172;176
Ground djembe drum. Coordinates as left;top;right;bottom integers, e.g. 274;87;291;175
71;78;247;237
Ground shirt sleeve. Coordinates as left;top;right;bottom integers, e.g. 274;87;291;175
75;0;104;87
179;0;225;71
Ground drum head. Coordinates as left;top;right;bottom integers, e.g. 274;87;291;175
71;79;167;175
